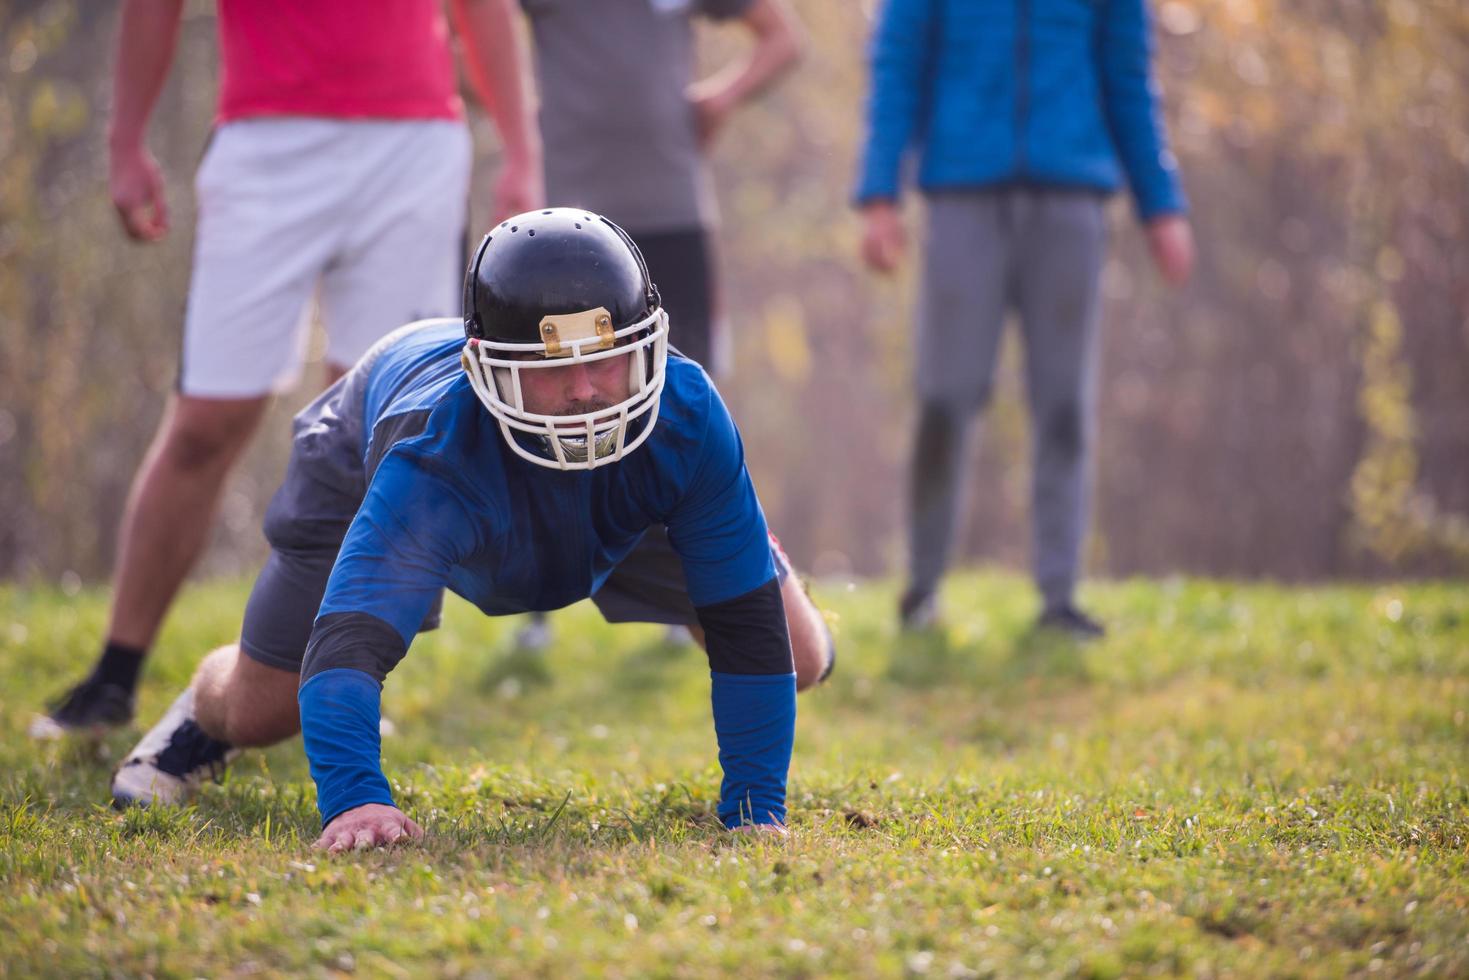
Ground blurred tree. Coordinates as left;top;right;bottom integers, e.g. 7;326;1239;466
2;0;1466;584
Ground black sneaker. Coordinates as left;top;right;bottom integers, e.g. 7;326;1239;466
111;689;237;807
28;677;135;739
898;589;939;632
1036;604;1106;640
817;621;838;683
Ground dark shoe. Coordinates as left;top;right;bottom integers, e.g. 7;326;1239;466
29;677;135;739
112;689;237;807
817;621;837;683
1036;604;1106;640
898;589;939;632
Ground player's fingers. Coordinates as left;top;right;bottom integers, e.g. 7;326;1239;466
116;203;151;241
403;816;425;840
353;828;377;851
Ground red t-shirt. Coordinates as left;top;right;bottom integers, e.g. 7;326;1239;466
216;0;462;123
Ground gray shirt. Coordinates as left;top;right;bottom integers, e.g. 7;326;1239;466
522;0;751;232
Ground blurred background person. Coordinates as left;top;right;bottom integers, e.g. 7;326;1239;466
34;0;541;737
509;0;804;653
856;0;1196;638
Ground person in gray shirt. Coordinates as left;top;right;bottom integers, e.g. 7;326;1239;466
511;0;804;653
521;0;801;374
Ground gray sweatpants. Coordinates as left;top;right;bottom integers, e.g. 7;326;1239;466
908;188;1107;609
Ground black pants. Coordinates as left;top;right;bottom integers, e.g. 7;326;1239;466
629;227;717;373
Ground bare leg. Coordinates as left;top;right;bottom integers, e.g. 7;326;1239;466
106;394;269;649
193;644;301;747
112;642;298;806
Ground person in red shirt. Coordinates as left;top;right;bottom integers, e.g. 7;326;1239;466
34;0;542;736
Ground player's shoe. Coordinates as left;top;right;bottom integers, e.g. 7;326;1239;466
817;621;837;683
28;676;135;740
1036;603;1106;640
662;624;696;647
111;688;238;807
512;612;553;652
898;589;940;632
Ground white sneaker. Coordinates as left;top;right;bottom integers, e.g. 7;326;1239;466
111;688;239;807
513;614;553;652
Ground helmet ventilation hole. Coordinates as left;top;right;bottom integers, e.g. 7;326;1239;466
510;226;518;233
527;229;536;237
575;223;582;229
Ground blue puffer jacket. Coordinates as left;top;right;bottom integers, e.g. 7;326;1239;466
855;0;1187;219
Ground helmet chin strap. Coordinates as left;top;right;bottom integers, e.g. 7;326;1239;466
536;427;621;465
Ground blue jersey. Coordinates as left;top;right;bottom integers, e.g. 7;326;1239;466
296;321;795;831
323;320;774;637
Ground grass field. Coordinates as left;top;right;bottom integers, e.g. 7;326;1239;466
1;573;1466;978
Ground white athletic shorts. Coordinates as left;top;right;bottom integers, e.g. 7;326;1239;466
180;118;472;397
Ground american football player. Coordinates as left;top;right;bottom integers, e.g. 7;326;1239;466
110;208;833;850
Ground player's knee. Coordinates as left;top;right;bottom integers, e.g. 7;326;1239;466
1037;397;1087;461
786;596;834;692
161;402;261;473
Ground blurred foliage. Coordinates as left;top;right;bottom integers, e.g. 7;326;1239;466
1;0;1466;585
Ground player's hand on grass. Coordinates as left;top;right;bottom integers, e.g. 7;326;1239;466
859;201;906;274
109;141;169;243
314;803;424;854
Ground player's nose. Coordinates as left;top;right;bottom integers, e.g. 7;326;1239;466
563;362;597;401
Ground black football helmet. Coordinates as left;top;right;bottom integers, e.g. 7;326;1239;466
461;208;669;470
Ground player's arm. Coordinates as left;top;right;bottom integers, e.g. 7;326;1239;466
1097;0;1194;283
297;454;479;852
854;0;938;273
108;0;185;242
668;388;796;832
687;0;805;151
854;0;938;207
449;0;544;219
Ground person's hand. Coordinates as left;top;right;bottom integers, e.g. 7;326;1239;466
688;86;736;153
109;141;169;242
313;803;424;854
729;822;790;839
859;201;906;274
491;154;543;223
1145;213;1195;286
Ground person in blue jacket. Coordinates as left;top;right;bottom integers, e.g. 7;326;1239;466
110;209;833;850
856;0;1196;636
